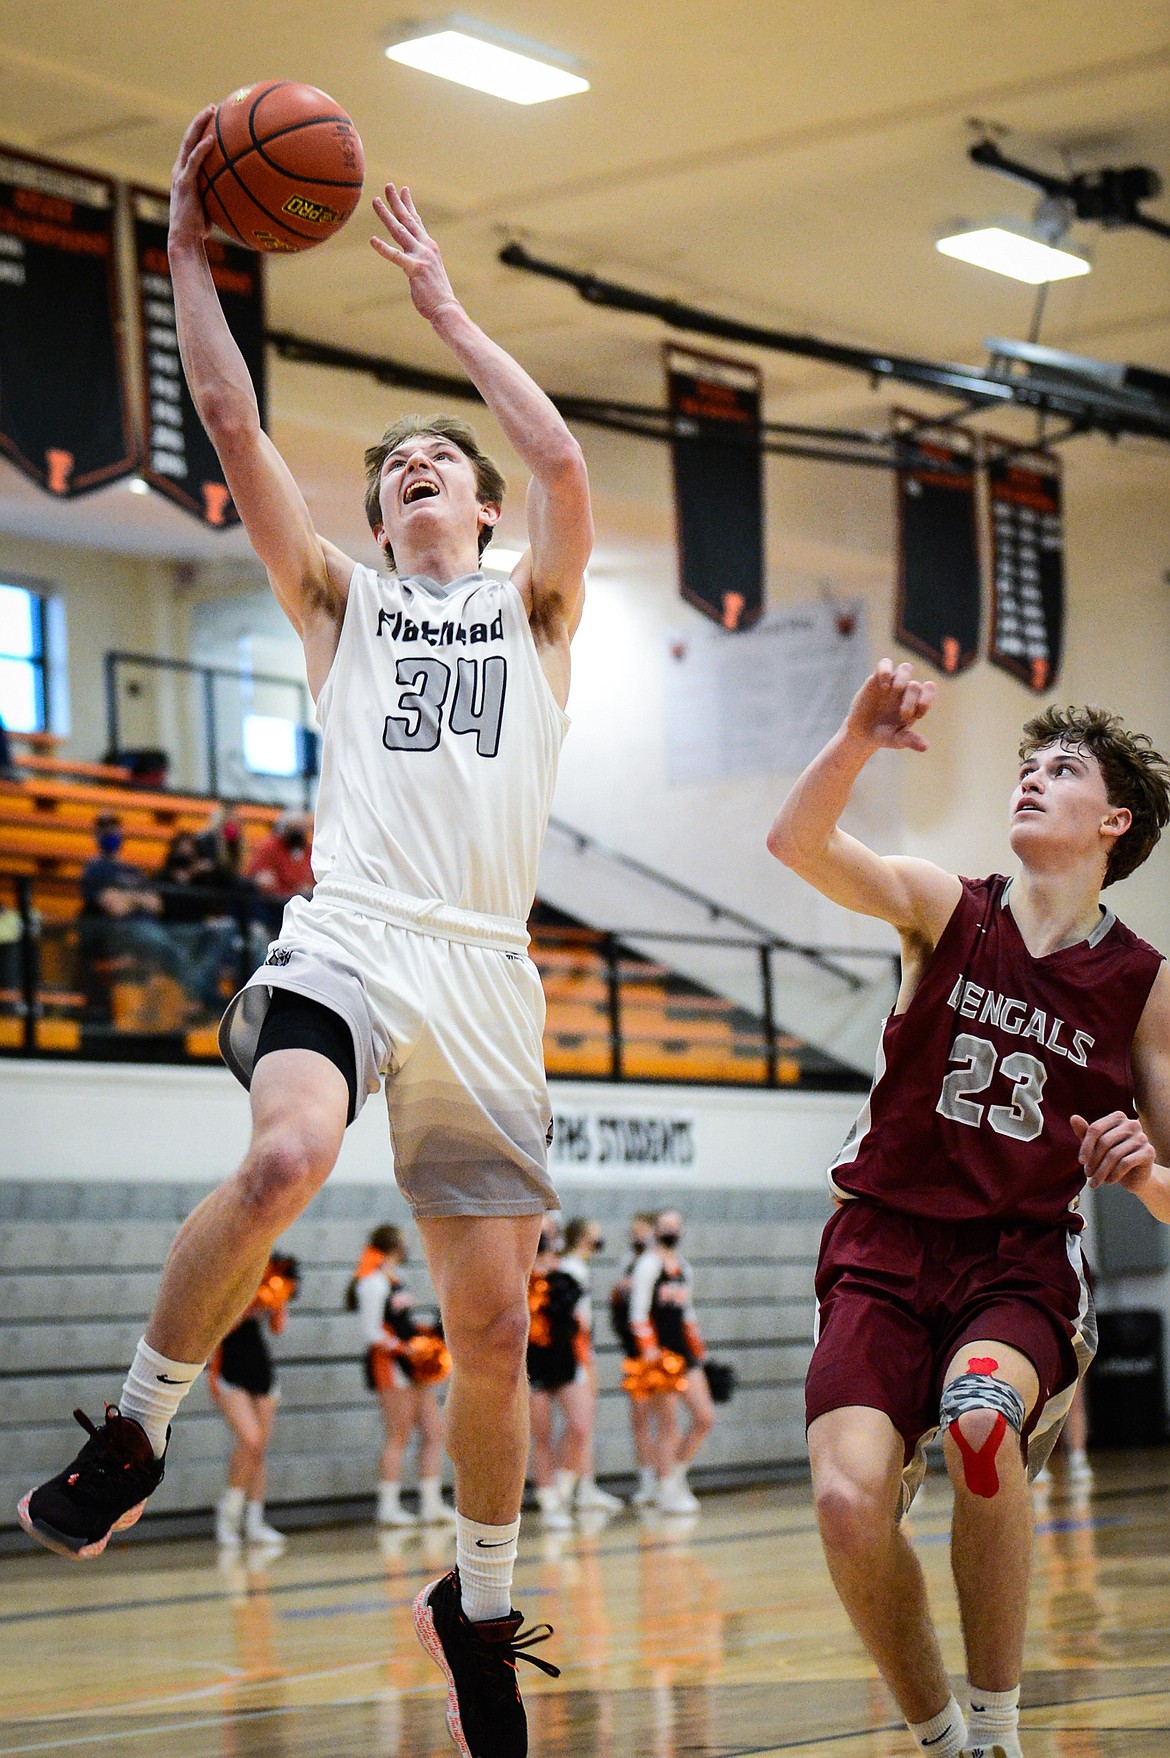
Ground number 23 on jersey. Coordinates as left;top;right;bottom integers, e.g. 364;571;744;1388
937;1032;1048;1143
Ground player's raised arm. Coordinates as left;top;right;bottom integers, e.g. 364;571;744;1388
168;109;353;658
766;659;961;939
1076;963;1170;1222
370;186;592;647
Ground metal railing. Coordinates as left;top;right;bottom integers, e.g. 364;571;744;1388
1;878;873;1089
546;815;895;990
104;650;316;805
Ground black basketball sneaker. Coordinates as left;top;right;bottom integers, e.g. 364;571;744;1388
414;1568;559;1758
18;1405;166;1559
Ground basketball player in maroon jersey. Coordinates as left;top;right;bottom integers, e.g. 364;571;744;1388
767;659;1170;1758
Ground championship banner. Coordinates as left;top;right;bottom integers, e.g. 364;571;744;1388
894;422;981;674
986;447;1064;693
0;147;135;495
131;188;266;526
666;346;764;631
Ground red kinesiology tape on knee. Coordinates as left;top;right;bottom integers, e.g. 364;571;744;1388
949;1411;1008;1497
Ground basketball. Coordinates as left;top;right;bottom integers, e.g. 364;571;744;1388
197;80;364;254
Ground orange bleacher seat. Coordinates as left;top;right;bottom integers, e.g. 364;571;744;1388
0;777;286;903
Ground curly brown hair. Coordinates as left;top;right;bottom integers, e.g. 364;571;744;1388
1019;704;1170;886
362;414;506;571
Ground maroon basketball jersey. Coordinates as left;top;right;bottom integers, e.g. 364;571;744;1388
830;875;1162;1227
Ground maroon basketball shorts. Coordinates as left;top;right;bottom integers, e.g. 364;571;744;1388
805;1199;1092;1461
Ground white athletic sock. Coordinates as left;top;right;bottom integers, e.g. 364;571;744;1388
535;1484;561;1512
220;1486;245;1520
966;1683;1021;1757
907;1695;967;1758
244;1500;269;1538
419;1476;446;1513
555;1467;578;1503
638;1465;656;1494
378;1480;402;1511
456;1512;520;1623
120;1338;204;1459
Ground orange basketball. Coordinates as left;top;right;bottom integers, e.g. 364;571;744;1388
198;81;364;254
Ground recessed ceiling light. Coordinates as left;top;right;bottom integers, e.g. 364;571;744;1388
385;18;588;106
127;475;151;494
936;224;1091;285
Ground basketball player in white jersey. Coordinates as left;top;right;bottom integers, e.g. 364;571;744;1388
20;109;588;1758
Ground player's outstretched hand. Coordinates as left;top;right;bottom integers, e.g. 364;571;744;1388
169;106;216;250
1072;1111;1157;1190
370;185;458;323
846;659;937;753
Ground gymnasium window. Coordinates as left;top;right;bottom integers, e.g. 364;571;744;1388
0;581;47;733
243;712;301;777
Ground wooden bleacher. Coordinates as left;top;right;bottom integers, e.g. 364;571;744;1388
0;770;837;1085
0;773;283;1055
533;927;809;1085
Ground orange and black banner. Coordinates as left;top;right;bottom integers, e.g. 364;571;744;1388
131;187;266;527
894;421;981;675
0;146;135;495
987;448;1063;693
666;346;763;631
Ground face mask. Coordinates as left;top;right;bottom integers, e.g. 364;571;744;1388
98;831;123;856
656;1230;681;1249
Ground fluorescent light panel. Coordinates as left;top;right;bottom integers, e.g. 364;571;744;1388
936;225;1090;285
385;25;588;105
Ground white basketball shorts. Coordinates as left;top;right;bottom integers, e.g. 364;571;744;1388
219;876;558;1220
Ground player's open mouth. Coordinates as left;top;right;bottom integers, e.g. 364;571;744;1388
403;479;440;505
1014;802;1043;815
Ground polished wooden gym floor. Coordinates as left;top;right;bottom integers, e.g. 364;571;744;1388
2;1456;1169;1757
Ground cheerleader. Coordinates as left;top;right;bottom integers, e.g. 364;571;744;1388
347;1224;454;1527
609;1213;659;1505
211;1252;299;1548
627;1210;715;1514
560;1216;623;1512
527;1222;593;1528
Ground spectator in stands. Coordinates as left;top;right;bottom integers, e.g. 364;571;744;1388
192;807;269;971
610;1213;660;1505
157;830;244;1014
246;812;314;901
211;1250;299;1549
0;712;16;781
79;814;195;1026
195;805;250;887
560;1217;623;1513
627;1209;716;1515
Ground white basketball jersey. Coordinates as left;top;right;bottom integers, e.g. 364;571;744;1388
311;564;568;922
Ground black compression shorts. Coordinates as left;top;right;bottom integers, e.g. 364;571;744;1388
254;989;359;1124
